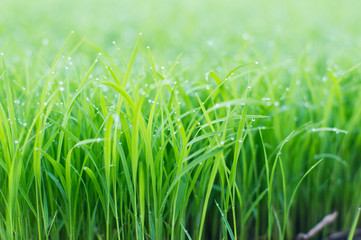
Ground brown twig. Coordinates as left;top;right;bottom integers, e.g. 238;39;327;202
296;211;338;240
325;229;361;240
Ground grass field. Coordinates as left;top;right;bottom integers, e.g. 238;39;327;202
1;0;361;239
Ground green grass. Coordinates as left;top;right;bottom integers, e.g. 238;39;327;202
1;0;361;239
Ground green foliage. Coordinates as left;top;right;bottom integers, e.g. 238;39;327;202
1;0;361;239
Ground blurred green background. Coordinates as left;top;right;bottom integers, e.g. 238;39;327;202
1;0;361;70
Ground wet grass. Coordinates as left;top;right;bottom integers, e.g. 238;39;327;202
0;0;361;239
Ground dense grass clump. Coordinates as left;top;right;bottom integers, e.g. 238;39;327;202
1;0;361;239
